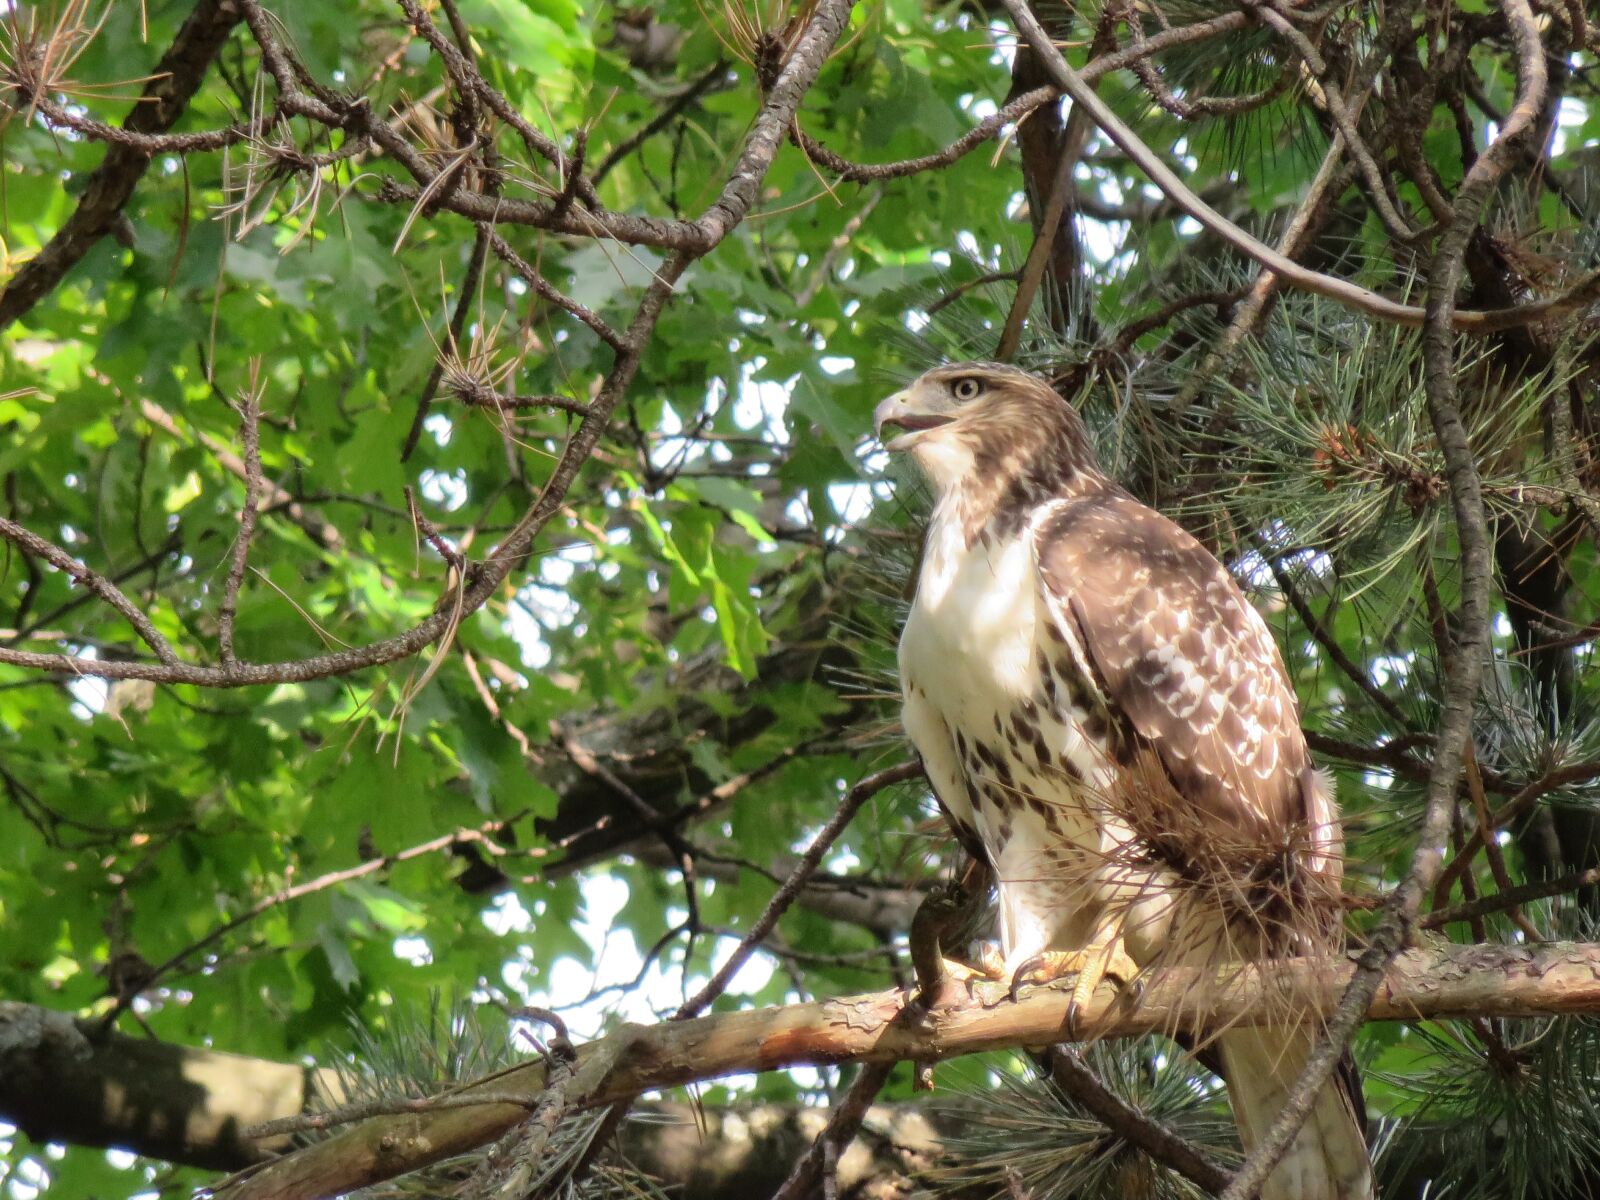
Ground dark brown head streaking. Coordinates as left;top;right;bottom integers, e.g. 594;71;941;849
874;362;1106;541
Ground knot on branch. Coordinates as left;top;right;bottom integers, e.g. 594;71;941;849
331;92;372;133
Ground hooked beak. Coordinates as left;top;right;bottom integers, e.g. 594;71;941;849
873;390;952;450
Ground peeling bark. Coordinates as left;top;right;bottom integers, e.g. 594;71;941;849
222;940;1600;1200
0;1002;960;1197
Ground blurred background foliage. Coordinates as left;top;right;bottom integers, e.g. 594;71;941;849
1;0;1599;1195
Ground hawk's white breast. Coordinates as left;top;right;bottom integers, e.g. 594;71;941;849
899;506;1118;964
902;512;1040;706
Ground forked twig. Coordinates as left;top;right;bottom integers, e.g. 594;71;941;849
0;516;181;666
999;0;1589;335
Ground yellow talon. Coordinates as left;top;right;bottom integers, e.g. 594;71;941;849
1007;941;1142;1037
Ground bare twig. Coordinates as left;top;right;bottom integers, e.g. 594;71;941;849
404;487;466;574
483;228;627;350
593;59;732;186
1547;367;1600;538
1125;7;1293;121
1425;866;1600;929
996;20;1113;361
681;761;922;1017
793;12;1256;184
1107;288;1244;355
136;398;342;549
1462;745;1543;940
401;226;492;461
997;0;1590;335
0;516;181;666
1246;0;1422;242
1430;758;1600;903
127;821;514;1006
218;377;264;665
793;85;1059;182
568;759;921;1199
926;270;1023;316
25;93;250;154
395;0;582;196
1262;546;1413;730
449;381;593;418
473;1011;581;1199
550;717;706;962
770;1062;895;1200
1171;131;1351;412
795;189;883;309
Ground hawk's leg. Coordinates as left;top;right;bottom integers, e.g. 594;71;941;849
1008;936;1141;1038
908;882;990;1009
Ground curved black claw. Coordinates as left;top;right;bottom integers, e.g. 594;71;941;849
1074;972;1144;1037
1127;974;1147;1007
1008;954;1048;1004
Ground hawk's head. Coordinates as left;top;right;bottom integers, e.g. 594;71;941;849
873;362;1101;500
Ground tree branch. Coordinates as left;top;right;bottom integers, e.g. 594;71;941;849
1424;866;1600;930
0;1003;974;1197
593;60;732;186
1216;0;1549;1190
791;12;1258;185
679;761;922;1018
770;1062;895;1200
1043;1044;1231;1194
0;0;243;331
0;1000;341;1171
217;377;264;665
400;225;493;461
0;0;856;694
0;516;182;666
997;0;1594;335
569;760;922;1193
217;941;1600;1200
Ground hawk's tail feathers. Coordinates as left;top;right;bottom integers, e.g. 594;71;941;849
1218;1023;1374;1200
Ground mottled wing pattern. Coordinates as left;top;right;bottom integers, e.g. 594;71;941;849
1030;491;1313;845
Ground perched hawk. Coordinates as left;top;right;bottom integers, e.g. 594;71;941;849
876;363;1372;1200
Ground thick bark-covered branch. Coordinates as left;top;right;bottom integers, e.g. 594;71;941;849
0;0;243;331
0;1001;339;1171
0;1002;965;1197
10;944;1600;1198
220;941;1600;1200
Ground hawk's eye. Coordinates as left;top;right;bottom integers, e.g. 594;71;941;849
951;377;984;402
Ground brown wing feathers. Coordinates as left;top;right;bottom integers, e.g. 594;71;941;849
1034;491;1311;842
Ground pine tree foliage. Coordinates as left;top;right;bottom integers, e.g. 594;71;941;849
1374;1018;1600;1199
936;1045;1242;1200
329;997;668;1199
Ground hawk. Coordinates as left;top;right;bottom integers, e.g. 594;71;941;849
875;362;1372;1200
